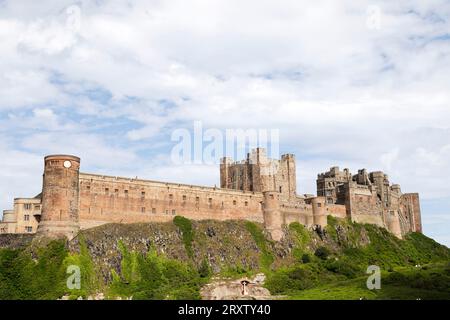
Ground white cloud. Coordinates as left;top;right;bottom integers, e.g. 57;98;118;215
0;0;449;244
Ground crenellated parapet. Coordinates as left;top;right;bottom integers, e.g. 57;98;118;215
1;148;422;241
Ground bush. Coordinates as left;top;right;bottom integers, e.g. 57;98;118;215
198;259;211;278
109;243;204;300
323;259;361;278
301;254;311;264
0;240;68;300
314;247;330;260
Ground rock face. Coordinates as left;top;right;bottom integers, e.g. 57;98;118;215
201;273;272;300
67;220;264;283
0;234;33;249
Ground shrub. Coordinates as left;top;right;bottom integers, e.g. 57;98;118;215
323;259;361;278
314;247;331;260
198;259;211;278
301;254;311;264
109;243;204;300
0;240;68;300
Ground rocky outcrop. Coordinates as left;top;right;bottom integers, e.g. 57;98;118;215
0;234;34;249
201;273;273;300
67;220;264;282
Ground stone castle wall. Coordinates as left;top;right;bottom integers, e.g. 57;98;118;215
78;173;265;229
1;149;423;241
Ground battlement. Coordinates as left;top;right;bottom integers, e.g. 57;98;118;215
1;149;422;241
220;148;296;200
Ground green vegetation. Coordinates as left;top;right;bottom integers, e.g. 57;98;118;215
0;217;448;300
288;263;450;300
245;221;274;271
314;246;331;260
0;240;67;299
63;236;99;297
289;222;311;261
173;216;194;258
264;218;450;299
108;242;207;300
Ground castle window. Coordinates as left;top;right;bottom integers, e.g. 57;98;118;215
105;188;109;194
24;204;32;210
152;208;156;214
86;185;91;191
165;210;169;215
124;190;129;197
208;198;212;204
172;209;176;215
25;226;32;233
183;195;187;201
233;200;237;205
196;196;199;202
270;194;274;200
24;214;30;221
245;201;248;206
279;186;282;193
141;207;145;213
317;203;322;207
115;189;119;194
141;191;145;198
169;194;173;200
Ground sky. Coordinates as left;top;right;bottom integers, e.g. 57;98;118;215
0;0;449;246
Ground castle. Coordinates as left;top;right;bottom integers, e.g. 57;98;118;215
0;149;422;241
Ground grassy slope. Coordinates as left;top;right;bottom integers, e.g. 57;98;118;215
265;217;450;300
0;216;449;300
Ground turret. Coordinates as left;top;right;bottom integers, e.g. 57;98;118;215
386;211;402;239
36;155;80;240
262;191;283;241
311;196;327;227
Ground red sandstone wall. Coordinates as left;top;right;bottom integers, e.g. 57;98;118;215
400;193;422;233
347;186;385;227
325;204;347;219
78;173;265;227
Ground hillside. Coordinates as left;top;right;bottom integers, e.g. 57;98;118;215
0;216;449;300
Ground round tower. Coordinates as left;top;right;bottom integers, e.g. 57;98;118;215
262;191;283;241
36;155;80;240
311;196;327;227
387;211;402;239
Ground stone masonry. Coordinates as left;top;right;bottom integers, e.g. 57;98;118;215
0;149;422;241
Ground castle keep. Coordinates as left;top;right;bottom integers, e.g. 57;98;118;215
0;149;422;240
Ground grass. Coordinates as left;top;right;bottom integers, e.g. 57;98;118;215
0;218;449;300
245;221;274;271
108;243;207;300
173;216;194;258
0;240;68;300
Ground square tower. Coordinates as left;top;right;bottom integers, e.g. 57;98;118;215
220;148;297;200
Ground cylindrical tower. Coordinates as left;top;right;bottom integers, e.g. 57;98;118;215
36;155;80;240
311;196;327;227
262;191;283;241
2;210;16;223
387;211;402;239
